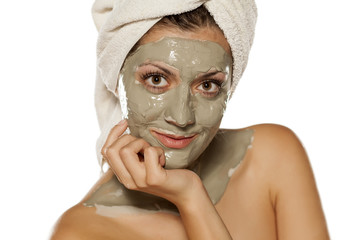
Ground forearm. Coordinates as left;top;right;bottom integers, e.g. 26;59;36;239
175;182;232;240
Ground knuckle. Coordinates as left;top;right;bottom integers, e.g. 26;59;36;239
100;147;107;157
137;138;149;146
106;146;117;158
144;146;156;155
119;147;132;158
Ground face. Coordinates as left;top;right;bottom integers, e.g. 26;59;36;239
118;27;233;169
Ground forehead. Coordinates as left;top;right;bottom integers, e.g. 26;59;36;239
139;26;232;56
125;37;232;73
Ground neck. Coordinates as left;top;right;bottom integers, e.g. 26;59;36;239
83;128;254;214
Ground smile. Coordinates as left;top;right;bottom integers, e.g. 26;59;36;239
150;128;198;149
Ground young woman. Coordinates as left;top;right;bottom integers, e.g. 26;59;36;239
51;1;329;239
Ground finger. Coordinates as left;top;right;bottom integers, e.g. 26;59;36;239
106;134;137;157
120;139;151;188
106;150;137;189
103;134;135;166
106;134;139;189
101;120;128;156
144;146;166;186
146;146;166;167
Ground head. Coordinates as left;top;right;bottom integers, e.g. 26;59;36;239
119;6;232;169
92;0;257;169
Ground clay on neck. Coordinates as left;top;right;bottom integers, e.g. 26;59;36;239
84;129;254;215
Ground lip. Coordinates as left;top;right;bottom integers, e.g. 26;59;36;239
150;129;198;149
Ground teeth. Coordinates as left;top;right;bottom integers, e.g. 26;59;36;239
151;128;195;138
163;134;192;140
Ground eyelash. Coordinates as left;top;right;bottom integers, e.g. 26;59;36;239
197;79;223;97
203;79;222;87
140;71;168;93
139;71;223;97
140;71;166;81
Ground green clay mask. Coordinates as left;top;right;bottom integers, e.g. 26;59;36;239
119;37;232;169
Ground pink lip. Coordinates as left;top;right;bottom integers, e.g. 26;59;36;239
150;130;197;149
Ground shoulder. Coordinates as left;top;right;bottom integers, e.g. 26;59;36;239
246;123;310;170
50;171;118;239
228;124;312;195
50;203;187;240
50;204;85;240
221;123;307;164
50;203;123;240
50;203;112;240
247;123;307;159
236;126;330;239
220;127;329;238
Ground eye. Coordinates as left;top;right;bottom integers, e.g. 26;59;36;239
145;75;168;87
140;72;170;94
196;80;222;97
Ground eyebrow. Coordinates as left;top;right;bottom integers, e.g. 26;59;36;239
138;63;175;76
199;71;225;79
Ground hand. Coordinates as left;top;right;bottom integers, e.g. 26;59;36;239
101;120;203;207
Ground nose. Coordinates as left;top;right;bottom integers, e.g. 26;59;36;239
164;87;195;128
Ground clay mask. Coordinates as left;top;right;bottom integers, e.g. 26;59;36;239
119;37;232;169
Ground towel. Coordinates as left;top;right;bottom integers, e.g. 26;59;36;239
92;0;257;167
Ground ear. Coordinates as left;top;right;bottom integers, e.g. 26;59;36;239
92;0;116;32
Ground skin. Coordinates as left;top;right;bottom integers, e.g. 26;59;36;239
119;37;232;169
51;26;330;240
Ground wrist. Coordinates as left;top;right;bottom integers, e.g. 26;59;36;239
173;176;210;211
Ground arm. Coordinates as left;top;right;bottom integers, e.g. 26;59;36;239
103;120;232;240
175;176;232;240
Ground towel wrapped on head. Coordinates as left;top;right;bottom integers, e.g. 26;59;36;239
92;0;257;166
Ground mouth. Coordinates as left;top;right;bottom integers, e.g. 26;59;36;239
150;128;198;149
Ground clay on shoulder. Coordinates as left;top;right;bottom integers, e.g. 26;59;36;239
51;203;189;240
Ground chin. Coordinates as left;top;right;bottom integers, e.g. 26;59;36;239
163;151;198;169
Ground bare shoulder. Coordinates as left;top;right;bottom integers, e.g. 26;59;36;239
50;171;120;239
51;203;188;240
247;123;304;150
50;204;91;240
215;124;309;239
230;123;316;204
230;124;330;239
240;124;314;193
222;123;309;182
51;175;187;240
50;203;139;240
246;123;308;165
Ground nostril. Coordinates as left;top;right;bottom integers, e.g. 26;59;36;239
163;90;196;127
164;115;194;128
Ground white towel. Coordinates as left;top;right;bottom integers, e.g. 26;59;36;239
92;0;257;166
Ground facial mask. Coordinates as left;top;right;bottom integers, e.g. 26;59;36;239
119;37;233;169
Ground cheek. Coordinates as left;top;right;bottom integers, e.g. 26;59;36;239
125;84;166;123
195;96;227;128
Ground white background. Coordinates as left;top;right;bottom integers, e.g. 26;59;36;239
0;0;359;239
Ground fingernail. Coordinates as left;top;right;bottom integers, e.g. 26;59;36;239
116;119;126;126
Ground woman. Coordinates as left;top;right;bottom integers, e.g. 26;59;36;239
51;0;329;239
